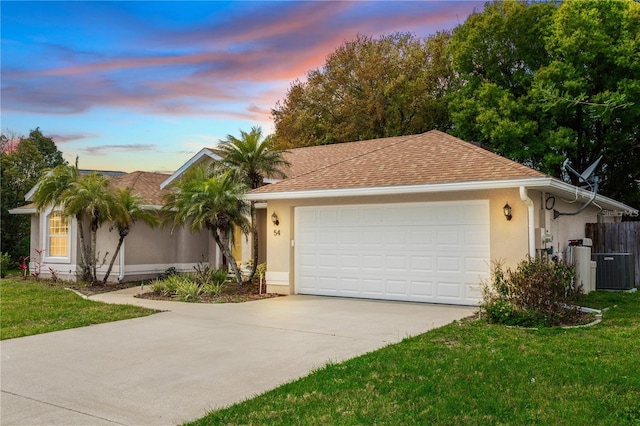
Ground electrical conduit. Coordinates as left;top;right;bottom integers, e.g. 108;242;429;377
519;186;536;257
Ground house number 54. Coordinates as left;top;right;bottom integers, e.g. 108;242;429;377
273;230;281;236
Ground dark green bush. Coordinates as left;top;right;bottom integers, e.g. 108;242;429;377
0;252;11;278
482;256;584;327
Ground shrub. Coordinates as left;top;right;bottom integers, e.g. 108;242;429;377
202;282;225;297
481;256;583;327
193;262;228;286
175;278;202;302
151;274;181;297
0;252;10;278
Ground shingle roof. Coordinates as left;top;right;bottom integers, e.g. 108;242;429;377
251;130;546;194
109;171;170;205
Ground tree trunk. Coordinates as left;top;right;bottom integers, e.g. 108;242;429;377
245;201;258;284
90;221;98;285
213;229;243;286
75;214;92;282
102;230;127;285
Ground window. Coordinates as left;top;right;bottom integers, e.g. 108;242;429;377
48;212;69;257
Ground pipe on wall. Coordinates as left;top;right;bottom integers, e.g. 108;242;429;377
519;186;536;257
118;241;126;282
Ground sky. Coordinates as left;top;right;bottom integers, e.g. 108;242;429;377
1;1;483;173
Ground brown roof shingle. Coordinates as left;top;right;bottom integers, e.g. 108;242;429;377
251;130;546;194
109;171;170;205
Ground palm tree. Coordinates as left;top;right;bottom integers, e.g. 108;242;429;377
102;188;159;284
62;172;115;284
217;126;290;281
33;163;116;284
162;166;250;286
33;163;92;280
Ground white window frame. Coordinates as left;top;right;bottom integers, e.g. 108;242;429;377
41;207;74;264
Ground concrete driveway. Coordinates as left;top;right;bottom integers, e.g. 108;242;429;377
1;289;475;425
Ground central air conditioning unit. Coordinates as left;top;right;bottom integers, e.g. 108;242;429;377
592;253;635;290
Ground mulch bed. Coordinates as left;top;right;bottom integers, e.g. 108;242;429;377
137;281;281;304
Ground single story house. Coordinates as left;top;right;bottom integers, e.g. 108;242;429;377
243;131;636;305
11;171;214;282
12;130;636;305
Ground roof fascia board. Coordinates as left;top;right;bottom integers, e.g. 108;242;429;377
160;148;221;189
246;177;637;212
245;178;553;200
9;207;37;214
539;179;637;212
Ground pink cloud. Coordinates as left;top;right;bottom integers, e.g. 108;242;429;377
80;144;156;156
49;133;96;143
2;2;483;118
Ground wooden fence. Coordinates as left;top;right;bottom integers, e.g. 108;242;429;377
585;222;640;287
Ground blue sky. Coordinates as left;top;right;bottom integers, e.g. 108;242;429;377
1;1;483;173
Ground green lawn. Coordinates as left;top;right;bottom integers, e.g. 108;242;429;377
188;291;640;425
0;278;157;340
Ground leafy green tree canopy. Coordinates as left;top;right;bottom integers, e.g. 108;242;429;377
449;0;640;206
272;32;453;149
1;128;66;263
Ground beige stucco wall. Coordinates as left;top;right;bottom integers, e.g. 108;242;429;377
263;188;623;295
108;223;210;282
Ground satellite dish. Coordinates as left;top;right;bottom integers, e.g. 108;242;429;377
554;156;603;219
579;155;602;183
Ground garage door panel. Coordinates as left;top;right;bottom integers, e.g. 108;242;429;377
410;256;433;272
386;255;407;271
386;280;408;296
295;201;489;305
436;281;462;298
436;229;462;247
410;281;434;298
362;279;384;294
437;257;461;272
466;257;488;273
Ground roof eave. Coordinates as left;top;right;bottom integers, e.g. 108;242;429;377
245;177;638;213
160;148;222;189
9;207;37;214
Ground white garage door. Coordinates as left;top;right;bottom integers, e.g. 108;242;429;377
295;201;490;305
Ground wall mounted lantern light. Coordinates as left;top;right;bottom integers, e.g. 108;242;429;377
503;203;513;221
271;211;280;226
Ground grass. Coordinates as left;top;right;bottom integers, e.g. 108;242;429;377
187;291;640;425
0;277;158;340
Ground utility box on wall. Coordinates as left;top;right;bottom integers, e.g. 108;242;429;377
592;253;635;290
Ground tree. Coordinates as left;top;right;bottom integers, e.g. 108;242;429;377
533;0;640;206
272;32;454;149
33;163;116;284
162;166;250;286
102;188;159;284
448;0;640;206
217;126;290;281
1;128;66;264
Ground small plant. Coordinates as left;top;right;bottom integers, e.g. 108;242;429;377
48;267;59;283
31;248;45;280
175;278;203;302
163;266;178;278
481;256;584;327
257;263;267;279
0;252;11;278
193;262;227;287
202;282;225;297
151;274;182;297
18;256;29;280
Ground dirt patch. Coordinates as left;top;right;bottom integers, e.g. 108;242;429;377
68;281;141;296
